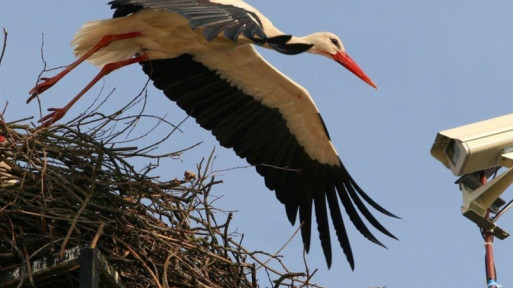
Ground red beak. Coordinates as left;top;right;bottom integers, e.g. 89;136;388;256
333;51;378;89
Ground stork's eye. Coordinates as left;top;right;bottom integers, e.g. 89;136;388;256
330;38;341;49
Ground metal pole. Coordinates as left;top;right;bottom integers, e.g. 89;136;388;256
481;173;498;288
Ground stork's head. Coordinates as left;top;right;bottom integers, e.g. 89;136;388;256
305;32;377;89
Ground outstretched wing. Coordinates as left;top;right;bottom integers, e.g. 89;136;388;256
110;0;267;42
109;0;314;54
139;45;397;268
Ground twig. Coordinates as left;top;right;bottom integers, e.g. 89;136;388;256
58;189;95;258
0;28;7;67
273;272;306;288
90;222;106;249
119;239;163;288
259;223;303;269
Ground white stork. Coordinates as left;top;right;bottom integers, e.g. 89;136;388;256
27;0;397;269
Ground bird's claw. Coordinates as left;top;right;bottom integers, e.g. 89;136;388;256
38;107;66;127
27;76;59;103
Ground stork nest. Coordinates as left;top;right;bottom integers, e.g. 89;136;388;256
0;100;321;288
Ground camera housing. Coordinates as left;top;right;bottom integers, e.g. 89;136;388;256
431;113;513;176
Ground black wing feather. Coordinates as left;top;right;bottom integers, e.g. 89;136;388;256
314;188;332;267
325;186;353;269
335;180;384;247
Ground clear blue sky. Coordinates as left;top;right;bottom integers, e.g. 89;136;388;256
1;1;513;287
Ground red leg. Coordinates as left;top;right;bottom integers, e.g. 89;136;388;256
28;31;144;103
39;54;149;127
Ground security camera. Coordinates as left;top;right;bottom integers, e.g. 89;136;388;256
431;113;513;176
431;113;513;239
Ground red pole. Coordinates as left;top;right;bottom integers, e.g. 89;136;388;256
481;173;498;288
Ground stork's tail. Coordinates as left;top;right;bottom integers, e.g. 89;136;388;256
71;18;141;67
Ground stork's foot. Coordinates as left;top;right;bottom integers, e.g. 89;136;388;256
38;107;68;127
27;76;60;103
